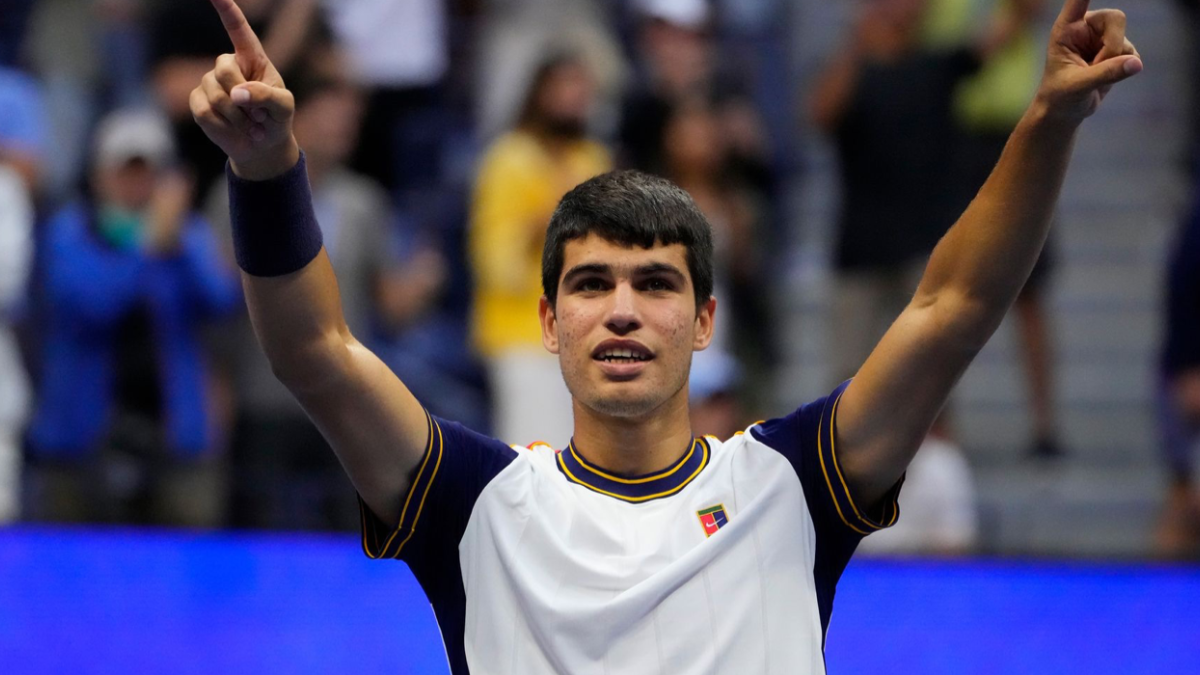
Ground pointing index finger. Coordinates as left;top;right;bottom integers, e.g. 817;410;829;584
209;0;265;59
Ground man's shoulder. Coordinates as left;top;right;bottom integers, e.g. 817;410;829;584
739;383;853;463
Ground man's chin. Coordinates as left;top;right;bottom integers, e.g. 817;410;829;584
582;391;663;420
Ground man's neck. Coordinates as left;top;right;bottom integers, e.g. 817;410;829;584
569;389;695;476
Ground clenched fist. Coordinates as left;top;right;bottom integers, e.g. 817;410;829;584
191;0;299;181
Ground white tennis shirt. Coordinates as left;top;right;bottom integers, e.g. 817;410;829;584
359;381;902;674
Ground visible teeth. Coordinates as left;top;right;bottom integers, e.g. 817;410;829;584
598;348;648;362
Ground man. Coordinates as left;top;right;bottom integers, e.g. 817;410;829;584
192;0;1140;671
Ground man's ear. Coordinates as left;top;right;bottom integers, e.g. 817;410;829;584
539;296;560;354
694;296;716;351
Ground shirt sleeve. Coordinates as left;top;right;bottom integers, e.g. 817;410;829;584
358;411;518;567
752;380;903;539
750;380;904;640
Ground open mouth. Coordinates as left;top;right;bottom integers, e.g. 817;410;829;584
594;349;653;364
591;341;655;365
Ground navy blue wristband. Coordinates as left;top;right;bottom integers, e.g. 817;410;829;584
227;152;324;277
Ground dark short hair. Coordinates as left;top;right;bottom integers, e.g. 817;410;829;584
541;170;715;309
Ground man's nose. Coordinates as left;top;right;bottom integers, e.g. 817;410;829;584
605;282;641;334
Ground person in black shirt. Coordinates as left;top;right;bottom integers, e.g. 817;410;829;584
811;0;997;384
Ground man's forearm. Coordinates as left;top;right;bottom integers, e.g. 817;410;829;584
228;153;352;392
243;251;354;393
917;102;1079;340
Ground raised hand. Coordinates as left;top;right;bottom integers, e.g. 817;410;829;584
1036;0;1143;123
190;0;299;180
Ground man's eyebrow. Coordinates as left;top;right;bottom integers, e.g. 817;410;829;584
562;263;612;284
635;262;687;279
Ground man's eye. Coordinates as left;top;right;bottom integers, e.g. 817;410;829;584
578;278;605;292
646;278;673;292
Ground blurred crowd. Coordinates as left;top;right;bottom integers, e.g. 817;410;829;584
0;0;1197;557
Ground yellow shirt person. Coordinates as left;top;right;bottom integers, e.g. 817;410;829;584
470;130;611;357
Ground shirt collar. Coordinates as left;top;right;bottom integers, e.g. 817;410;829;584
556;437;710;503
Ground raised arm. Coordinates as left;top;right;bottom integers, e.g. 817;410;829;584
191;0;428;525
834;0;1143;506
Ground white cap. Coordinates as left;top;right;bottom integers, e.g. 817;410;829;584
636;0;710;30
93;108;176;169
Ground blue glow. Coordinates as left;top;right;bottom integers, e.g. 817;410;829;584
1;529;1197;673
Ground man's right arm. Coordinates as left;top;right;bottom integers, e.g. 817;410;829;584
192;0;427;525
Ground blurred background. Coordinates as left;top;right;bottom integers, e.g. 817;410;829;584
0;0;1198;672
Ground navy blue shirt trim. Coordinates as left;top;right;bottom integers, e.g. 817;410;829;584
556;437;710;503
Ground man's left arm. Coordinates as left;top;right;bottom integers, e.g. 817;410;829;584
835;0;1143;506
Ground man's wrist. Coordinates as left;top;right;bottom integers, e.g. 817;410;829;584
230;139;302;182
1017;96;1085;146
228;151;323;277
1024;95;1086;134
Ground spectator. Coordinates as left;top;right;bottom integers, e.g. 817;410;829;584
25;109;239;526
0;11;44;524
0;51;46;195
206;72;434;530
1156;180;1200;558
324;0;454;209
619;0;772;196
469;53;612;446
22;0;92;201
473;0;627;141
0;165;33;524
810;0;1003;384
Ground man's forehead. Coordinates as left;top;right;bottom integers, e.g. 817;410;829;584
561;234;689;271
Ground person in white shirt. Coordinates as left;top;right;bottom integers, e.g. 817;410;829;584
189;0;1141;671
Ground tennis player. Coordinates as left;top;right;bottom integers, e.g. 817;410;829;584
192;0;1141;671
